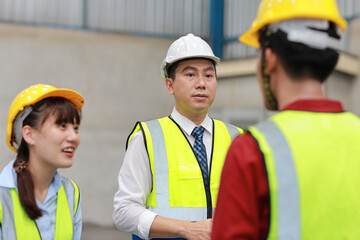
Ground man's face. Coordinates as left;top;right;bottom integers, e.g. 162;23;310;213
166;59;217;119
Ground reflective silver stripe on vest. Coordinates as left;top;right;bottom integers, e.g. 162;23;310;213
146;120;170;208
147;206;207;221
223;123;240;140
0;188;17;239
62;177;77;217
145;119;207;221
254;120;300;240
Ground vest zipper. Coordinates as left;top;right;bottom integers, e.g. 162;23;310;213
204;180;212;218
169;116;213;218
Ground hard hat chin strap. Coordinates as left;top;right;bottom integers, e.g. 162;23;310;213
261;32;278;111
12;106;33;149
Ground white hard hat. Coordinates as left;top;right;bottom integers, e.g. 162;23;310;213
161;33;220;80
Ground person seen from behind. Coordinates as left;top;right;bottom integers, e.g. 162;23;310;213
212;0;360;239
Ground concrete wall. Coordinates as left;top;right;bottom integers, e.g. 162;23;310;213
348;18;360;117
0;23;175;227
0;19;359;230
0;23;264;228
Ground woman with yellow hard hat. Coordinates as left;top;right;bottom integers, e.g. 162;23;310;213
0;84;84;240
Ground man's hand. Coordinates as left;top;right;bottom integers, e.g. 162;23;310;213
182;219;212;240
149;216;213;240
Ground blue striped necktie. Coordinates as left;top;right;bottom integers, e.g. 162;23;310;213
191;126;209;185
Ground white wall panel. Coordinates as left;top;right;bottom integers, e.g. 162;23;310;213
0;0;357;58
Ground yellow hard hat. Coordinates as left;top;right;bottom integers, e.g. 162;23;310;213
239;0;347;48
6;84;84;152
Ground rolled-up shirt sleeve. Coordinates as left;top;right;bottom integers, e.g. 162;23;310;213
113;131;157;239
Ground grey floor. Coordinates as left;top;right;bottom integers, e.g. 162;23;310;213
82;223;131;240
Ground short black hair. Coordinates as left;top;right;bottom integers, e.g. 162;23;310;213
259;22;340;83
166;57;217;80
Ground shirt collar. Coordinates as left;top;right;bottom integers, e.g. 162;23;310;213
43;172;62;204
281;99;344;112
0;159;18;188
0;159;63;200
170;108;213;136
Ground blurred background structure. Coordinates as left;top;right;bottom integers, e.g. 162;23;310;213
0;0;359;239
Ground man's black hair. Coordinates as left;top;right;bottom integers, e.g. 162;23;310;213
166;57;216;80
259;22;340;83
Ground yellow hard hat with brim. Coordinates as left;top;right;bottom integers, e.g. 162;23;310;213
6;84;84;152
239;0;347;48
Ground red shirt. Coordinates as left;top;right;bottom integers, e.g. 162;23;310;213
211;99;344;240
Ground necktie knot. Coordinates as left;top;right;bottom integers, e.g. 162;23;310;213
191;126;205;139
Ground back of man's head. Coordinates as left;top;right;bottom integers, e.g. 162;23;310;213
239;0;347;83
259;20;341;83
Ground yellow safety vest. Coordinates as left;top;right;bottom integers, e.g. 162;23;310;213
248;110;360;240
0;177;80;240
127;117;242;221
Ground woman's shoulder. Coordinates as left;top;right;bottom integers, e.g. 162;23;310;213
0;160;17;189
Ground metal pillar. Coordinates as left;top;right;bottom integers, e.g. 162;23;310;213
209;0;224;59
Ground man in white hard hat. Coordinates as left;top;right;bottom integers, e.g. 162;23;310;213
113;33;242;240
212;0;360;239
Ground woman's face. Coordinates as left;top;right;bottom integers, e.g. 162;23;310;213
30;113;80;171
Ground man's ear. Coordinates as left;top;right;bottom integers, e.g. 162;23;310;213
264;48;278;75
165;78;174;95
22;125;35;146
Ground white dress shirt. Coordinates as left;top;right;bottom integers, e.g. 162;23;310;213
113;108;213;239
